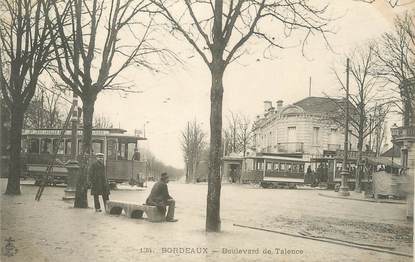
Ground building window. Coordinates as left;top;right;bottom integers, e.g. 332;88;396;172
287;127;296;142
312;127;320;145
275;130;278;144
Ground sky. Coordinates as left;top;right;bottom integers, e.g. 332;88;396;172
87;1;412;169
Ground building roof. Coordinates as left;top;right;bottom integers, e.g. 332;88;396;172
293;96;344;114
381;145;401;158
252;96;352;131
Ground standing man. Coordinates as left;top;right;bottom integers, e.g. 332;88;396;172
146;172;178;222
89;153;110;212
132;147;141;161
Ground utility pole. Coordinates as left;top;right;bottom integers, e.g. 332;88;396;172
339;58;350;196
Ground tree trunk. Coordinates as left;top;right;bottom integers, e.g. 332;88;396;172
74;94;96;208
188;158;193;183
206;65;224;232
81;96;96;155
401;85;413;128
186;160;189;184
192;158;198;183
5;106;24;195
355;135;364;193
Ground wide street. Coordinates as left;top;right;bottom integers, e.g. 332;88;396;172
1;179;413;262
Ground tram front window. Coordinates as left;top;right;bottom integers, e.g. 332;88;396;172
53;139;64;154
127;143;136;160
107;139;117;160
92;140;103;155
40;138;53;154
118;143;126;160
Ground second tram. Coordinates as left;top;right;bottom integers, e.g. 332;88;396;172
21;128;147;185
223;154;307;188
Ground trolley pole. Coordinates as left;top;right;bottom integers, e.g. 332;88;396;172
63;93;80;200
339;58;350;196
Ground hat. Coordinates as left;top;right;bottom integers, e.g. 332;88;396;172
161;172;168;178
95;153;104;157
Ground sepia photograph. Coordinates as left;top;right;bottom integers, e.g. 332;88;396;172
0;0;414;261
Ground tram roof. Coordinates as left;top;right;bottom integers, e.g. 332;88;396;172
223;154;306;163
22;128;146;141
246;155;306;162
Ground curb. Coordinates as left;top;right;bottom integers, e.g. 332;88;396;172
318;193;406;205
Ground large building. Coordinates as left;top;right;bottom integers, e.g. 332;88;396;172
252;96;358;160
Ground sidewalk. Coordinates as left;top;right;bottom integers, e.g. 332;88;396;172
319;190;407;204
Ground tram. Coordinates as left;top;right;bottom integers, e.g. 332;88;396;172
223;153;307;188
309;149;384;190
21;128;147;185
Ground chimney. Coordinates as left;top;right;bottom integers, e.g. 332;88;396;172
276;100;283;111
263;101;272;113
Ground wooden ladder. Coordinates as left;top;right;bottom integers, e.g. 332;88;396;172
35;104;75;201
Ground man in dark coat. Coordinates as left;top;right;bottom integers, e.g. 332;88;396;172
146;172;177;222
89;153;110;212
132;148;140;161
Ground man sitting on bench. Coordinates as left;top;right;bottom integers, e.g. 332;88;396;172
146;172;178;222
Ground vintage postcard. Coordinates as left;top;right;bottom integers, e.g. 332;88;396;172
0;0;414;261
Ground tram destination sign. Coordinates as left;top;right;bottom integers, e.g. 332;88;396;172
22;129;110;136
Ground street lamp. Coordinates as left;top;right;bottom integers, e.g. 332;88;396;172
339;58;350;197
63;92;80;200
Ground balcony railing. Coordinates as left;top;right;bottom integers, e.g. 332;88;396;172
391;126;415;139
277;142;304;153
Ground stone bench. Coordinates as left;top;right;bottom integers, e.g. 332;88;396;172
106;200;165;222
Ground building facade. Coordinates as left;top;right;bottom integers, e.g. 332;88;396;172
252;97;358;161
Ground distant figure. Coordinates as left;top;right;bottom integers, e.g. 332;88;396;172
132;148;141;161
307;165;312;174
89;153;110;212
146;172;177;222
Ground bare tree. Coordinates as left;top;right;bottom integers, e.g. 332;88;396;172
182;122;192;183
223;112;253;157
24;86;65;129
330;45;390;192
150;0;330;231
371;106;388;156
48;0;164;207
93;114;114;129
223;112;240;156
0;0;56;195
181;120;206;183
238;114;254;157
375;11;415;127
143;148;183;181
